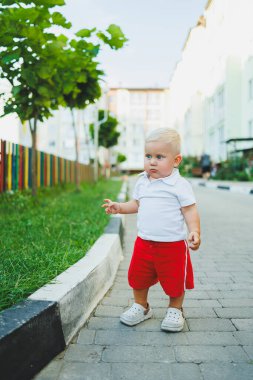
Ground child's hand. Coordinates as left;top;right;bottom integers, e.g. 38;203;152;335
101;199;121;214
188;231;201;250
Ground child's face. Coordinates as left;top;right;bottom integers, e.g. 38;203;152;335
144;141;182;179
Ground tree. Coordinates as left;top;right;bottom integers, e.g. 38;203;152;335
0;1;127;195
90;110;120;149
60;25;127;190
0;0;72;196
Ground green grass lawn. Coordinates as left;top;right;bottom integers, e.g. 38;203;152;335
0;178;122;312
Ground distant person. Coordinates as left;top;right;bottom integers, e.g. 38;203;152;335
102;128;201;332
200;153;211;180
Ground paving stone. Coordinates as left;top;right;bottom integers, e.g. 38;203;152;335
195;284;218;290
242;346;253;360
174;345;248;363
185;332;239;345
35;360;63;380
233;331;253;345
187;318;236;331
87;317;130;330
58;362;111;380
101;296;130;307
183;307;217;318
112;282;132;290
200;277;234;284
76;329;96;344
184;290;210;299
109;289;137;297
95;330;188;346
214;307;253;318
203;272;233;278
111;363;202;380
218;299;253;307
182;299;221;308
231;319;253;331
220;290;253;299
206;290;223;299
64;344;103;362
102;345;175;363
200;363;253;380
95;305;124;317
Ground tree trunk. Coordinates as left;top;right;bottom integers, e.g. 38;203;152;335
106;148;111;179
29;119;37;197
71;109;80;191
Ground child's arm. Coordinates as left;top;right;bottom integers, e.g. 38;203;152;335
101;199;139;214
181;204;201;250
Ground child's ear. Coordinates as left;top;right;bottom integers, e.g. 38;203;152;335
174;154;182;167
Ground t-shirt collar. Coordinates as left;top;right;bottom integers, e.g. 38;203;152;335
143;168;180;185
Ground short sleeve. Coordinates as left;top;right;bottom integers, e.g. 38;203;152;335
132;175;144;200
132;180;140;200
177;179;196;207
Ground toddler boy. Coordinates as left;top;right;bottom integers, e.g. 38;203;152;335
102;128;200;332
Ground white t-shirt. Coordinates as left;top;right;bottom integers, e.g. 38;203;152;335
132;169;196;242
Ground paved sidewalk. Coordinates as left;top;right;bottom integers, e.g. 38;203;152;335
36;179;253;380
189;178;253;195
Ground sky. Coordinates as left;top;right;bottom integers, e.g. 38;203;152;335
64;0;208;88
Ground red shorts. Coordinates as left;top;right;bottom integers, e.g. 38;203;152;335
128;237;194;297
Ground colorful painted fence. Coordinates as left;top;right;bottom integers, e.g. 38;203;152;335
0;140;94;193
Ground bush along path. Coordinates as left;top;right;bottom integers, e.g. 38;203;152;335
0;178;122;312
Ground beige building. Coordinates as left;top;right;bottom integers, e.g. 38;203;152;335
168;0;253;162
108;88;170;171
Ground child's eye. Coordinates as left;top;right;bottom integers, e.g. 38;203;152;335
157;155;164;160
145;154;152;159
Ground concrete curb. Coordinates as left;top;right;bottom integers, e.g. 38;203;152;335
189;179;253;195
0;180;127;380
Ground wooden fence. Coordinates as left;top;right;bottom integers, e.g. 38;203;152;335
0;140;94;193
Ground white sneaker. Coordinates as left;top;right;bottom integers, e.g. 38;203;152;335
161;307;185;332
120;303;153;326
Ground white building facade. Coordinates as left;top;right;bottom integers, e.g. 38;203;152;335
168;0;253;162
108;88;170;171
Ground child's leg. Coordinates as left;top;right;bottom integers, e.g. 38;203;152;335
169;291;185;310
133;288;149;308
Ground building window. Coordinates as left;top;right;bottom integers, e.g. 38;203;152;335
249;79;253;100
248;120;253;137
148;93;160;105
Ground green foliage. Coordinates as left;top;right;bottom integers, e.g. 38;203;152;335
0;1;127;193
117;152;127;163
0;179;122;312
0;0;71;122
213;156;252;181
0;2;127;122
179;156;200;177
97;24;128;50
90;110;120;148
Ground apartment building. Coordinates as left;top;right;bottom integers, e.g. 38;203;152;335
108;88;169;171
168;0;253;162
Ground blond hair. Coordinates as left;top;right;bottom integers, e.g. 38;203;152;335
145;128;181;154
